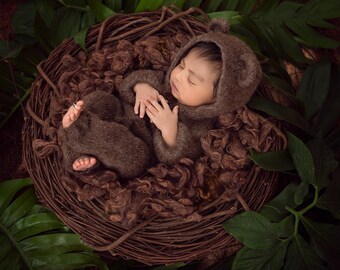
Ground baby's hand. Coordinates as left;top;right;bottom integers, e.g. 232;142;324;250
134;83;160;118
144;95;179;147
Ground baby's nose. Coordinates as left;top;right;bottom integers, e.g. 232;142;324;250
176;70;185;82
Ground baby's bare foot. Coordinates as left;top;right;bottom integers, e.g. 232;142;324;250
72;156;97;171
62;100;84;128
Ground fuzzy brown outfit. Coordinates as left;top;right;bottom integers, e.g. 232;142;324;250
58;20;262;179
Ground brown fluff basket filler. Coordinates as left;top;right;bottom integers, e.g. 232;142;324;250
23;7;286;265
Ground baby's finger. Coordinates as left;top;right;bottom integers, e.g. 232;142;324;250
148;98;163;111
134;100;140;114
144;100;158;115
140;102;146;118
172;105;179;116
158;95;169;110
145;108;156;123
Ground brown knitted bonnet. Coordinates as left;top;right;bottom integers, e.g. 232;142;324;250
165;19;262;120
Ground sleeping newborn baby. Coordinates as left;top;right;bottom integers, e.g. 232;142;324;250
58;20;261;179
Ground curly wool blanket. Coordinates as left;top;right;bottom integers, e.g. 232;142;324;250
34;34;285;227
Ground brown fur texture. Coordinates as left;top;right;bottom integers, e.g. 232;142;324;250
58;21;261;180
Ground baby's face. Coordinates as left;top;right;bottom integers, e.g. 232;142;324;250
169;49;217;106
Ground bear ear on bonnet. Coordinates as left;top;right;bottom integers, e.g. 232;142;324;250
208;18;230;34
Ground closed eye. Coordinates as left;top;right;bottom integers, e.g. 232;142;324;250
188;78;196;86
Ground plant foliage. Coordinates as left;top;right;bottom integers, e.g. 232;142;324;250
0;178;108;270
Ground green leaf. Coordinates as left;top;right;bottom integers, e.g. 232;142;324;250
301;217;340;268
231;242;289;270
283;235;326;270
237;0;256;15
263;74;295;95
34;12;53;53
294;181;310;205
286;19;340;48
10;213;65;241
317;176;340;219
0;40;24;59
31;253;108;270
223;212;292;250
1;188;36;227
36;0;55;27
0;239;12;261
297;62;331;119
0;251;22;270
260;183;299;222
271;24;309;64
0;178;32;212
307;138;338;189
219;0;239;11
103;0;122;11
314;64;340;136
73;27;89;51
89;0;115;22
20;234;91;256
0;86;31;129
287;132;316;186
80;11;96;30
250;150;294;171
183;0;203;9
252;0;280;15
235;16;279;61
49;7;82;46
10;47;42;74
201;0;222;13
250;0;339;63
0;178;108;270
207;11;241;26
163;0;185;9
305;0;340;19
248;96;310;134
12;1;37;37
135;0;163;12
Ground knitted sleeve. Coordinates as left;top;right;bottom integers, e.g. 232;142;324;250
118;69;165;104
153;122;202;165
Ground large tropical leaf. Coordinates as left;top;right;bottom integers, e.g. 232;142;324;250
0;178;108;270
250;0;340;64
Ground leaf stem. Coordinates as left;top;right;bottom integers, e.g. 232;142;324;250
285;185;319;236
286;206;300;236
0;220;32;269
299;185;319;215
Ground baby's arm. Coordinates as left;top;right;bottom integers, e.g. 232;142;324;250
153;121;202;165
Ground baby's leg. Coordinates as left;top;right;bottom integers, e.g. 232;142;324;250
73;156;97;171
62;101;84;128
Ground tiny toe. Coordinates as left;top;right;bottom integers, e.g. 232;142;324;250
89;157;97;165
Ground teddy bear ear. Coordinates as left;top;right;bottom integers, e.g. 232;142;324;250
208;18;230;34
237;53;261;88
